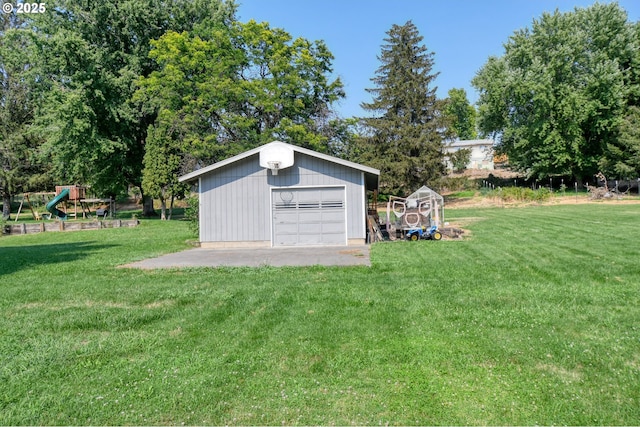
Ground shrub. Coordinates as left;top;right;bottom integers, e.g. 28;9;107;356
438;176;479;193
490;186;553;202
449;148;472;172
185;195;199;236
533;187;552;201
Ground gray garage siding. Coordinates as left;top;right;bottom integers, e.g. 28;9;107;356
198;151;366;245
199;156;271;243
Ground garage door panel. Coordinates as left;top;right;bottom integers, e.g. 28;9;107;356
317;232;344;245
298;234;323;245
274;210;298;220
272;187;346;246
275;235;299;246
274;223;298;234
320;210;344;221
298;223;323;234
321;222;344;233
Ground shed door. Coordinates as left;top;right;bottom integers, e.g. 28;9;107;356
272;187;346;246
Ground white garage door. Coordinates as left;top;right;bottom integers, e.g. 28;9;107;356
272;187;346;246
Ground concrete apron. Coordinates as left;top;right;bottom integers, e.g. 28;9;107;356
124;245;371;269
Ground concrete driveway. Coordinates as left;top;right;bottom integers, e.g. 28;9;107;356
124;245;371;269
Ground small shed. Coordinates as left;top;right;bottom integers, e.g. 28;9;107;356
178;141;380;248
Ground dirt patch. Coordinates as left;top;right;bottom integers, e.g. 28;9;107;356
445;197;503;209
445;195;640;209
442;217;487;239
445;217;485;230
537;362;583;383
339;249;365;257
448;168;521;180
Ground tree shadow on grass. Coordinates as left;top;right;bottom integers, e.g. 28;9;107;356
0;242;117;277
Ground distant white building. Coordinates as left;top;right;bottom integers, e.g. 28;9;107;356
445;139;495;171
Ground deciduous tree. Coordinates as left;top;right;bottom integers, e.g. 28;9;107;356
0;25;51;219
449;148;472;173
136;20;345;213
600;106;640;178
473;3;639;185
32;0;237;215
444;88;477;140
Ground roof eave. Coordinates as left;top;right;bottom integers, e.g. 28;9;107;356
178;141;381;184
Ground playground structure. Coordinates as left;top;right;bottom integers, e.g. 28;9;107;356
15;192;55;221
46;188;70;219
366;185;446;242
384;185;444;240
15;185;115;221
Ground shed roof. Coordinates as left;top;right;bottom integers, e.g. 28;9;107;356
179;141;380;190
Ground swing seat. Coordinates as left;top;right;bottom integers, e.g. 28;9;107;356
35;211;51;220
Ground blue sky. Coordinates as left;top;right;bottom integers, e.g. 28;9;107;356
236;1;640;119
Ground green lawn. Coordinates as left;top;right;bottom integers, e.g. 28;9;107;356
1;204;639;425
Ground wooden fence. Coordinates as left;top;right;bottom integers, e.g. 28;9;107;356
3;219;139;236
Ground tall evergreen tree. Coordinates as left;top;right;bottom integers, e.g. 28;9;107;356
359;21;447;196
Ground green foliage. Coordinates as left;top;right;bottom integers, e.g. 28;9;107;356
359;21;448;196
489;186;553;202
185;194;199;236
136;21;344;168
449;148;472;172
30;0;237;199
325;117;363;160
2;0;346;221
448;189;477;198
0;27;52;218
438;175;479;193
141;121;185;219
600;105;640;177
444;88;477;140
473;3;639;183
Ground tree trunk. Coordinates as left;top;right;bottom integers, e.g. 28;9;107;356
142;196;156;217
168;193;175;220
160;196;167;220
138;185;157;217
2;190;11;221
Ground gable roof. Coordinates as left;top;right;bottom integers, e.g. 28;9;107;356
446;139;494;149
179;141;380;190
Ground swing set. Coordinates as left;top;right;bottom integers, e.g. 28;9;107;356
14;187;114;221
15;192;55;221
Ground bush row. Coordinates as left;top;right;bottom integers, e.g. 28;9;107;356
484;186;553;202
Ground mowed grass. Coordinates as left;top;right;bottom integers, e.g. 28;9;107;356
1;204;639;425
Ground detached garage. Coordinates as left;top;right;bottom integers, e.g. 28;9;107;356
178;141;380;248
